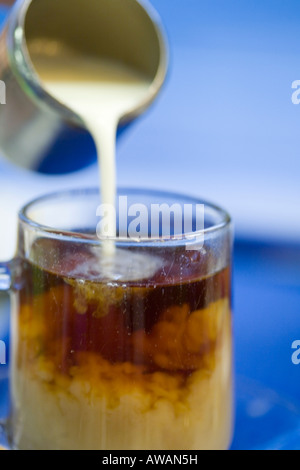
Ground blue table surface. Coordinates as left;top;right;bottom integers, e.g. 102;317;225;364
1;2;300;451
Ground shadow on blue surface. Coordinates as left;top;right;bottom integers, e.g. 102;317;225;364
231;376;300;450
234;240;300;401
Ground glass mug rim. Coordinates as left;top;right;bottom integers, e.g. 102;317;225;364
1;187;233;450
18;187;232;245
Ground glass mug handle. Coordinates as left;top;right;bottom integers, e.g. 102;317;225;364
0;261;12;449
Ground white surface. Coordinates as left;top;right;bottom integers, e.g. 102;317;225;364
0;158;99;260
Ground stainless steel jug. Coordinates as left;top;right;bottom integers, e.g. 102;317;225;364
0;0;168;174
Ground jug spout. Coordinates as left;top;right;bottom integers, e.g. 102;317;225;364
0;0;168;174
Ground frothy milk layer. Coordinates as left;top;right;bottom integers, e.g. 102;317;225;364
11;298;233;450
68;247;163;282
29;46;151;241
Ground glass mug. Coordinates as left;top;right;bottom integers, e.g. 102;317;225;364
0;188;233;450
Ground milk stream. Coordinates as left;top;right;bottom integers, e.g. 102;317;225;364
30;49;151;256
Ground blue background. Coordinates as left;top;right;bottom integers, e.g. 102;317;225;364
1;1;300;450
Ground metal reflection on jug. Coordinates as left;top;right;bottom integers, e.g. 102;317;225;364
0;0;168;174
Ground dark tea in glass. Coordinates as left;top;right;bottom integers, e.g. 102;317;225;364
4;189;233;450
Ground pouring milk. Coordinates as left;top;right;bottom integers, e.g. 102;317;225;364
27;43;164;280
29;44;151;247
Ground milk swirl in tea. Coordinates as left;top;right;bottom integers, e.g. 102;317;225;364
12;238;232;450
